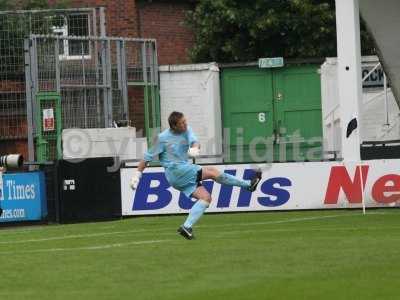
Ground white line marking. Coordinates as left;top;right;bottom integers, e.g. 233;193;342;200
198;211;391;229
0;211;396;244
0;214;351;244
0;229;150;244
0;223;119;235
0;239;172;254
216;226;400;237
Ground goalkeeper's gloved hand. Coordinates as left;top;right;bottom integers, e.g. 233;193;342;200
187;147;200;158
130;170;142;190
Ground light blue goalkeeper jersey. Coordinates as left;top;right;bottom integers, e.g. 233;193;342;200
143;127;201;197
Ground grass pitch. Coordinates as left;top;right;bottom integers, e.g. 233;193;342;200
0;209;399;300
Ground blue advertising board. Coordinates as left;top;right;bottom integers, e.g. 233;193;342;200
0;171;47;222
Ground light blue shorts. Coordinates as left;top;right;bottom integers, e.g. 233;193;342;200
165;163;202;198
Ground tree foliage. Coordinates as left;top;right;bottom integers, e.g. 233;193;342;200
186;0;375;63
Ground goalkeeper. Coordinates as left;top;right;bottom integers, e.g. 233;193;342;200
130;111;262;240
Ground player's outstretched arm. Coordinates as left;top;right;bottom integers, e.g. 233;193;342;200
130;160;146;190
131;135;164;190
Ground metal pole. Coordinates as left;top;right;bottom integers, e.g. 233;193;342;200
100;5;108;127
384;72;389;126
54;38;62;159
92;8;100;126
335;0;363;162
362;63;380;82
119;40;129;120
92;7;97;36
116;41;123;91
31;34;156;43
152;41;160;128
101;40;108;127
149;42;156;129
142;41;150;137
54;39;61;93
99;7;106;37
153;41;159;86
81;41;88;128
31;37;39;141
106;39;113;127
0;7;97;15
141;42;148;84
94;41;101;127
336;0;365;215
24;39;35;164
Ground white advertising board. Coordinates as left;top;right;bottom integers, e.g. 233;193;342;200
121;160;400;215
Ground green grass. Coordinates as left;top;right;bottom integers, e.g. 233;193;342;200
0;209;399;300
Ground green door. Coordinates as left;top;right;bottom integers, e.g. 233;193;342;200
221;64;322;163
273;65;323;161
222;68;274;163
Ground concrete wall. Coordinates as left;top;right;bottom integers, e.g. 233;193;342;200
62;127;147;161
159;63;223;163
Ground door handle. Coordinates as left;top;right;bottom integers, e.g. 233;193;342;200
276;92;283;101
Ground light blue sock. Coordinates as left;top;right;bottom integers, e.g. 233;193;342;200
183;200;209;228
215;173;250;188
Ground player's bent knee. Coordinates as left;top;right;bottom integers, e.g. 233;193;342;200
212;168;221;179
205;166;220;180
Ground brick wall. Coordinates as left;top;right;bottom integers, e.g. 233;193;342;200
51;0;195;64
137;1;194;65
50;0;140;37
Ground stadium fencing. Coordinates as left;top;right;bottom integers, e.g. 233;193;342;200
1;8;160;162
0;8;105;142
25;34;159;162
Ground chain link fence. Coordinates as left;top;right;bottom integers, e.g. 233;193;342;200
26;34;159;161
0;7;105;159
0;8;159;162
